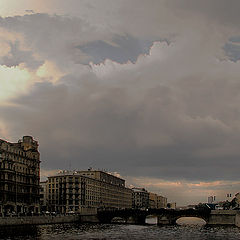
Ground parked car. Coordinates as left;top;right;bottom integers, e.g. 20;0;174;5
67;211;75;215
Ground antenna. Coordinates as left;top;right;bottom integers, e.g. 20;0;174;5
68;159;72;171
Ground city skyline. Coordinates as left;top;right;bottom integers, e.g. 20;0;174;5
1;1;240;205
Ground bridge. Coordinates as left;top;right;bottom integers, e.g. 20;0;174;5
97;208;240;226
0;209;238;226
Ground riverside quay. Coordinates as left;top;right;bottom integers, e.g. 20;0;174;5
0;136;40;215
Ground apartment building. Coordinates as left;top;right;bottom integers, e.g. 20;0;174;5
132;187;149;209
0;136;40;215
149;192;167;209
149;192;158;208
46;170;132;213
40;181;47;212
156;195;167;208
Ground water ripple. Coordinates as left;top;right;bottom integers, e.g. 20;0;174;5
0;222;240;240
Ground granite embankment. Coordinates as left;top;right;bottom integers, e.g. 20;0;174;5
1;210;240;227
0;214;99;226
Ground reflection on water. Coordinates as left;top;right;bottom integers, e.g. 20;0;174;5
177;217;206;226
0;221;240;240
145;216;206;226
146;216;157;224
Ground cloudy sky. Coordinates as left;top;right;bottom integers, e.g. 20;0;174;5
1;0;240;205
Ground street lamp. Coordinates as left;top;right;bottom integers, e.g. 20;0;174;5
13;164;17;214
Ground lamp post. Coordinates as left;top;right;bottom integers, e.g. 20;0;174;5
14;164;17;214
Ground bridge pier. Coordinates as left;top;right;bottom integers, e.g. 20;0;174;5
157;215;175;225
133;215;146;225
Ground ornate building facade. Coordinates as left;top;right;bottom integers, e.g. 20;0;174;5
0;136;40;215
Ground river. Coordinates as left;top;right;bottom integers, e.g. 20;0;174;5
0;217;240;239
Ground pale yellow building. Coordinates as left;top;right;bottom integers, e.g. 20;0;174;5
149;192;157;208
169;202;176;209
157;195;167;208
149;192;167;209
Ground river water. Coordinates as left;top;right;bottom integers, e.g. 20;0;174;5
0;218;240;240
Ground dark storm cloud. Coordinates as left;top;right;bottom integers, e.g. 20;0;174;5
78;35;156;64
229;36;240;43
167;0;240;29
0;13;99;66
2;49;240;183
224;37;240;62
1;1;240;193
0;13;157;67
0;40;43;68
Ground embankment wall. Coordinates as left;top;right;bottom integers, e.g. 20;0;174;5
208;210;238;225
0;215;81;226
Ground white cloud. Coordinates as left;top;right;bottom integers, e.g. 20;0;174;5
0;65;31;102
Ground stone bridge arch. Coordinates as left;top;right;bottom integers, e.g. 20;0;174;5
97;209;147;224
169;214;208;225
156;209;211;225
176;216;207;225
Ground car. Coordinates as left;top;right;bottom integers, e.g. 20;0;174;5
67;211;75;215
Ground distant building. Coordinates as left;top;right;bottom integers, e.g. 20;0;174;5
208;196;216;204
0;136;40;215
149;193;157;208
208;196;213;204
46;170;132;213
168;202;176;209
149;192;167;209
157;195;167;208
132;187;149;209
40;181;47;212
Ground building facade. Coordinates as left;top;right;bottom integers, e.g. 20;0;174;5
0;136;40;215
168;202;176;209
149;192;157;208
208;196;216;204
156;195;167;208
46;170;132;213
132;188;149;209
40;181;47;212
149;192;167;209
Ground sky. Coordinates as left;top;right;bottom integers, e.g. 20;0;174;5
1;0;240;205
